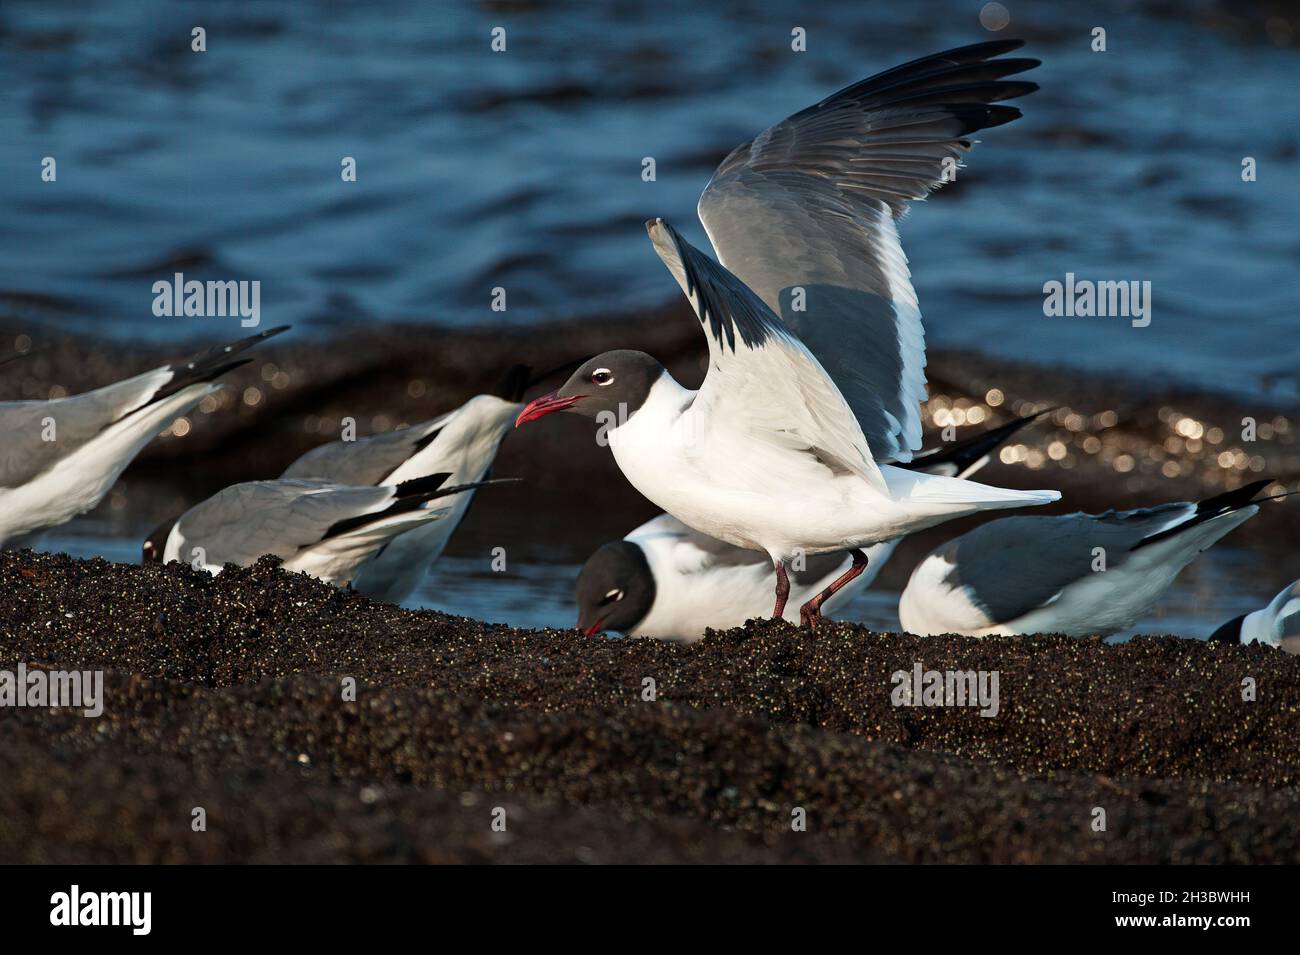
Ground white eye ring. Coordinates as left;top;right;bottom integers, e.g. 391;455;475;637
605;588;625;602
592;368;614;386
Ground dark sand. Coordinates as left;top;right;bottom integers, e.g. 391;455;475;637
3;311;1299;862
2;551;1298;864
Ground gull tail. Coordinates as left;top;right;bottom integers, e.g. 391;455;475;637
884;466;1060;518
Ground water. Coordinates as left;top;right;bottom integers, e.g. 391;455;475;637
4;1;1297;636
40;521;1268;640
2;0;1298;398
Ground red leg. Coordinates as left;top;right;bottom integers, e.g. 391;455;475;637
799;550;869;629
772;560;790;620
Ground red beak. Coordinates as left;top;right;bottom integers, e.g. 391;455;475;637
582;617;607;637
515;391;583;427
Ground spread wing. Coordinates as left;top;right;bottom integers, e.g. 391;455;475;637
647;217;885;492
696;40;1038;461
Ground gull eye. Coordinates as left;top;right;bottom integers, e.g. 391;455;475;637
603;588;625;603
591;368;614;386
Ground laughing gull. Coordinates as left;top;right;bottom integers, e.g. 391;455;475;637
1208;578;1300;653
144;365;535;602
0;326;288;548
899;480;1275;638
295;365;531;603
160;472;509;587
517;42;1056;626
576;411;1049;638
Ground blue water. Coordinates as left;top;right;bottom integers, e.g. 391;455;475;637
2;0;1298;397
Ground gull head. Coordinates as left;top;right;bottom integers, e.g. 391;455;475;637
575;540;656;636
142;515;178;564
514;350;663;427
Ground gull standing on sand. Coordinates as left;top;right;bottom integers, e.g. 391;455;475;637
576;411;1050;638
1209;577;1300;653
517;41;1058;626
899;481;1276;638
0;326;288;548
160;472;509;587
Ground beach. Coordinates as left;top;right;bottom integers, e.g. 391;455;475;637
2;549;1298;864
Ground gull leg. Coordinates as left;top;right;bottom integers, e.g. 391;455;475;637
772;560;790;620
799;549;869;629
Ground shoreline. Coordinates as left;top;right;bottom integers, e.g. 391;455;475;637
2;308;1298;572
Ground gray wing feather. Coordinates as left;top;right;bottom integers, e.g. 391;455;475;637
697;41;1037;462
0;367;171;489
943;504;1192;623
176;479;395;566
280;414;452;485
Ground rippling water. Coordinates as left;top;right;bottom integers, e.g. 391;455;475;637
2;0;1298;398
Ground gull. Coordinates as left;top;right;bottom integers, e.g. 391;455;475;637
516;41;1057;625
899;481;1274;638
144;364;537;605
576;411;1049;638
160;472;509;587
0;326;288;548
282;364;532;603
1208;577;1300;653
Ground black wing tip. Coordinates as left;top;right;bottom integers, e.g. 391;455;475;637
208;324;291;358
491;363;534;401
391;472;520;502
1195;479;1275;516
436;476;522;496
971;103;1025;130
393;472;451;498
250;324;291;340
907;406;1051;471
1133;479;1275;551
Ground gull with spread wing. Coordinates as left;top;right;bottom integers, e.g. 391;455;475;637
516;41;1059;626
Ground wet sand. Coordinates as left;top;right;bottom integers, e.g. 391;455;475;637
2;551;1298;864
